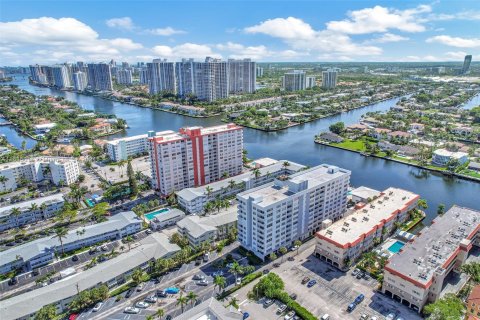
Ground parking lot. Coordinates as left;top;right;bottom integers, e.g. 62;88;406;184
235;246;422;320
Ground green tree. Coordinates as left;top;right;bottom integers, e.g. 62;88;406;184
176;292;188;313
127;160;138;196
461;262;480;283
329;121;345;134
155;308;165;319
269;252;277;261
228;297;239;309
293;240;302;255
279;246;288;263
186;291;198;306
52;227;68;255
34;304;57;320
229;261;242;284
205;186;213;198
0;175;9;190
253;168;261;179
92;202;109;222
423;293;465;319
417;198;428;210
437;203;445;215
213;275;226;293
282;161;290;170
131;268;143;285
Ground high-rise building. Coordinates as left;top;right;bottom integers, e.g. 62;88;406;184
237;164;351;260
139;68;149;85
306;76;316;88
51;64;71;89
462;55;472;75
29;65;48;84
72;71;87;91
175;58;197;97
228;59;256;94
148;124;243;196
203;57;229;101
87;63;113;91
282;70;306;91
116;69;133;85
147;59;176;94
322;69;338;89
256;66;264;77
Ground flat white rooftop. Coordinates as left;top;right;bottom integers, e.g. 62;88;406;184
318;187;419;248
0;157;76;170
107;130;175;145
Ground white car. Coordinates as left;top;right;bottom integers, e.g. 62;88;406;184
145;295;157;303
385;313;396;320
92;302;103;312
124;307;140;314
236;277;242;285
135;301;150;309
284;311;295;319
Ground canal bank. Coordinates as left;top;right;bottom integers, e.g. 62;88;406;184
3;75;479;223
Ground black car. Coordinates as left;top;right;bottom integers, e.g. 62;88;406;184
8;277;17;286
263;269;270;274
288;257;295;261
72;255;79;262
289;293;297;300
32;269;40;276
125;289;134;298
157;289;167;298
195;258;202;266
165;316;172;320
153;278;160;284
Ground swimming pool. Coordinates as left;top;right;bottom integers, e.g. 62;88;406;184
144;208;170;221
388;240;405;254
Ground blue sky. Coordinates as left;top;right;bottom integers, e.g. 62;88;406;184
1;0;479;65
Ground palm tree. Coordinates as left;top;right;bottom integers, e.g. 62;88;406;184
0;175;9;191
293;240;302;255
221;172;229;179
30;203;39;211
213;275;226;293
228;180;236;190
131;268;143;284
252;168;261;179
204;186;213;198
176;293;188;313
229;261;242;284
228;297;239;309
186;291;198;307
10;207;21;225
154;308;165;319
282;161;290;170
52;227;68;255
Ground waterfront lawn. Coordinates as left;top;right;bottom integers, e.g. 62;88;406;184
331;137;375;152
460;169;480;179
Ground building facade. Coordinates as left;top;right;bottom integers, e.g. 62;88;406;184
116;69;133;85
105;130;161;161
72;71;88;91
148;124;243;196
147;59;176;94
87;63;113;91
0;194;65;232
432;149;469;166
322;69;338;89
228;59;256;94
382;206;480;313
315;188;419;270
51;64;71;89
282;70;306;91
0;157;80;192
237;164;350;260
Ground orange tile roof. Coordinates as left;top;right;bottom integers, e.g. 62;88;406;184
468;285;480;303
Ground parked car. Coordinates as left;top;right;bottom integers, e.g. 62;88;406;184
276;304;287;314
101;245;108;251
136;283;145;291
347;303;356;312
196;279;209;286
288;257;295;261
273;263;280;268
355;294;365;305
289;293;297;300
193;274;205;280
321;315;330;320
307;279;317;287
263;269;270;274
284;311;295;320
363;273;370;280
72;255;79;262
132;234;139;240
125;289;134;298
356;271;364;279
145;295;157;303
203;253;209;262
92;302;103;312
236;277;242;285
32;269;40;276
8;277;17;286
135;301;150;309
352;269;360;276
385;313;396;320
243;312;250;319
146;229;152;235
157;289;167;298
263;298;275;307
124;307;140;314
360;314;369;320
195;258;202;266
301;277;310;284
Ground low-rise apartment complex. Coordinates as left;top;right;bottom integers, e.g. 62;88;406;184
177;207;237;246
0;194;65;232
105;130;164;161
315;187;419;270
0;211;142;275
0;233;180;320
173;297;242;320
237;164;350;260
149;124;243;196
177;160;305;214
382;206;480;312
0;157;80;191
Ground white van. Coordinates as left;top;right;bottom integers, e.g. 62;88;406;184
321;315;330;320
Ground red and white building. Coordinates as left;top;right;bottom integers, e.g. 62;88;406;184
148;123;243;196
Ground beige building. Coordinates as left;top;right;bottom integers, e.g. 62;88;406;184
315;187;419;270
382;206;480;313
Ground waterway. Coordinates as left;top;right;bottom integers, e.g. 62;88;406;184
3;75;479;222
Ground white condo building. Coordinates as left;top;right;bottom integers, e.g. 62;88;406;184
51;64;71;89
106;130;166;162
306;76;316;88
148;124;243;196
87;63;113;91
139;68;149;84
72;71;87;91
0;157;80;192
237;164;351;260
116;69;133;85
322;69;338;89
282;70;306;91
147;59;176;94
228;59;256;94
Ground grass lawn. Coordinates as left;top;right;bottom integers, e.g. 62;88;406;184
460;169;480;179
332;139;367;151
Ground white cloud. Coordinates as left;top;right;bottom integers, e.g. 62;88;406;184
367;33;410;43
152;43;221;60
326;5;430;34
245;17;316;40
444;51;469;60
216;42;271;60
244;17;382;58
106;17;134;30
426;35;480;48
146;27;186;36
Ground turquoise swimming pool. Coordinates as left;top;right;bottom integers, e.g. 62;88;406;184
388;240;405;254
144;208;170;221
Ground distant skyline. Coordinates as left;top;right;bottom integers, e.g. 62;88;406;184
0;0;479;65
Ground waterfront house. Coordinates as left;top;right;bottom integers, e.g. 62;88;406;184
432;149;469;166
468;162;480;172
387;131;412;142
370;128;392;140
319;131;344;143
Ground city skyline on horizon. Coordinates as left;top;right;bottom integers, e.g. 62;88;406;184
1;0;479;65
